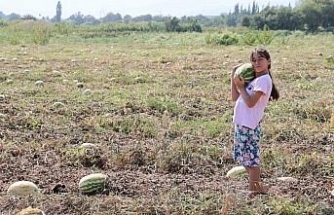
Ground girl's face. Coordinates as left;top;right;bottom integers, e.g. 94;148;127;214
251;52;270;74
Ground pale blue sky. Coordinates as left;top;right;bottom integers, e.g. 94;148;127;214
0;0;294;18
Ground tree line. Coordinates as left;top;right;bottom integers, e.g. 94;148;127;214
228;0;334;32
0;0;333;32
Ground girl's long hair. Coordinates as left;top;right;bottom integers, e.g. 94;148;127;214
251;47;279;101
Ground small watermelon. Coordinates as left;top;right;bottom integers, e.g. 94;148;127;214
7;181;39;196
16;206;45;215
277;176;298;183
234;63;255;82
226;166;247;177
79;173;107;195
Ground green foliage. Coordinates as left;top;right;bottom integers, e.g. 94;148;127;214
165;17;202;32
241;16;251;27
54;22;77;35
181;20;202;32
0;20;8;27
256;24;275;45
21;15;37;21
9;36;20;45
325;55;334;68
268;197;320;214
165;17;182;32
101;22;151;33
205;33;239;46
146;97;181;115
100;114;159;138
32;23;51;45
170;118;228;138
148;21;165;32
1;0;334;33
56;1;62;22
156;142;220;174
240;30;258;45
296;0;321;32
63;147;106;168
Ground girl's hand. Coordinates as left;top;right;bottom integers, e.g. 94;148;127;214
233;76;245;89
231;63;243;77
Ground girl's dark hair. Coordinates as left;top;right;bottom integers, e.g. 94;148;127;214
250;47;279;101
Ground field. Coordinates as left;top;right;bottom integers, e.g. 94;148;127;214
0;21;333;214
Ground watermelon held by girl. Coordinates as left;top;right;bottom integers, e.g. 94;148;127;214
234;63;255;83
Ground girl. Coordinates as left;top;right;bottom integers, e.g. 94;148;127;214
230;47;279;197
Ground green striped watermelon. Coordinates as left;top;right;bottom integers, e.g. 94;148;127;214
79;173;107;195
234;63;255;82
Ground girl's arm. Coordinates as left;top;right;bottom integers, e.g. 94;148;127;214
238;88;263;108
231;77;240;101
231;64;242;101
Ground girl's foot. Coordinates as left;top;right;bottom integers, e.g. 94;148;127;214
248;184;269;199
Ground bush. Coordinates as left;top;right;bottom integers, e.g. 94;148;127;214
240;31;258;45
240;26;276;46
206;33;239;46
0;20;8;27
32;23;51;45
257;25;275;45
165;17;202;33
181;20;202;33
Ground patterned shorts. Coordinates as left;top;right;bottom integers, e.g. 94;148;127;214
233;124;262;167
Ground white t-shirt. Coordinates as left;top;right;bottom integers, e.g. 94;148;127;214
233;74;272;129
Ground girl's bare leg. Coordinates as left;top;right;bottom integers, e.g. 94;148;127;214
246;166;268;197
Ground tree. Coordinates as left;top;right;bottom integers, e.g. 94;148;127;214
123;14;132;23
7;13;21;20
101;12;122;23
226;12;237;26
21;14;37;21
84;15;100;25
68;12;84;25
165;17;182;32
297;0;322;32
251;14;266;30
132;14;152;22
0;11;5;19
315;0;334;28
252;1;257;14
234;3;240;15
56;1;62;22
241;16;251;27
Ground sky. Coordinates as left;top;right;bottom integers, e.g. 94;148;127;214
0;0;294;19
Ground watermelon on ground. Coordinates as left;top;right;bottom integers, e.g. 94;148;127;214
226;166;247;177
7;181;39;196
15;206;45;215
79;173;108;195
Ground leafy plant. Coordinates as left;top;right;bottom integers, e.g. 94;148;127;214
325;55;334;68
256;25;275;45
205;33;239;46
32;23;51;45
241;30;258;45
